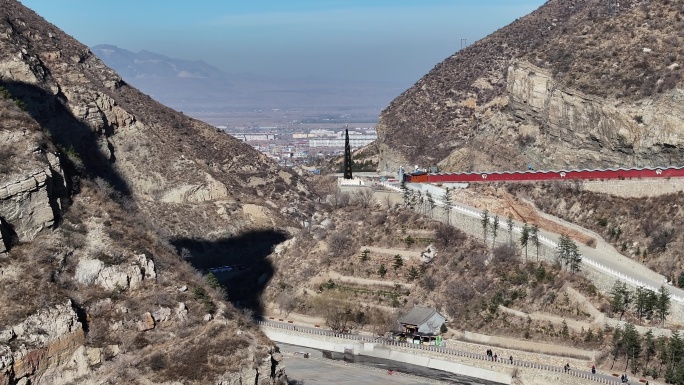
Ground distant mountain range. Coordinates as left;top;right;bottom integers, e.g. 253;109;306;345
91;44;402;119
91;44;224;80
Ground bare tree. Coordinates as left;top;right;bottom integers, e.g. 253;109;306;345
368;308;397;336
434;223;465;249
276;291;298;317
353;188;374;208
383;193;393;210
327;232;352;257
311;291;361;332
328;190;351;208
492;242;519;267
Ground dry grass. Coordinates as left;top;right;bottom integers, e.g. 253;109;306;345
267;197;604;349
508;181;684;284
378;0;684;170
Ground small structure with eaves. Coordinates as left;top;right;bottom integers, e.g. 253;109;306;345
397;305;446;335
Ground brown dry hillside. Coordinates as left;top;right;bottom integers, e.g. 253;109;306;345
376;0;684;173
0;0;313;383
506;181;684;284
265;194;606;350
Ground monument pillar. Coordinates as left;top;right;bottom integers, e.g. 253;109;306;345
343;128;353;179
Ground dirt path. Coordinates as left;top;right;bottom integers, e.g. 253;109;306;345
313;270;414;290
564;286;604;322
360;246;422;260
444;185;684;319
505;195;597;247
500;285;674;337
498;305;593;333
453;329;598;361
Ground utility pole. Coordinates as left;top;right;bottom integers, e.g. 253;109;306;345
460;39;468;50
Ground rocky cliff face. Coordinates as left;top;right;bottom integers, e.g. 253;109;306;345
506;60;684;168
0;0;305;383
376;0;684;172
0;152;64;254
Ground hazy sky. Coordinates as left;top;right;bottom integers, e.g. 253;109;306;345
20;0;545;87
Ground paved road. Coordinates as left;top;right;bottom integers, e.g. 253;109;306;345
261;320;622;384
279;342;501;385
284;355;441;385
400;182;684;304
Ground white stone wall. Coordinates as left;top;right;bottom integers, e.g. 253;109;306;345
582;178;684;198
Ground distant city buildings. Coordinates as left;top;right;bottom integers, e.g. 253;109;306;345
231;133;277;141
308;129;377;148
222;125;376;167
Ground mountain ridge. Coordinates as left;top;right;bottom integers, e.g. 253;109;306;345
89;44;404;118
0;0;302;383
375;0;684;173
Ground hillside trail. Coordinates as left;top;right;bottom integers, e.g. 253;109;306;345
509;195;669;285
435;185;684;311
501;283;675;339
316;270;414;290
479;194;684;331
359;246;422;260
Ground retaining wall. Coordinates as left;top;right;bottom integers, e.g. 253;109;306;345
265;328;513;384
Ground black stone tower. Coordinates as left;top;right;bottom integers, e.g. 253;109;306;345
343;128;353;179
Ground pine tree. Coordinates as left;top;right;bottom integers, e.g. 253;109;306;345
622;323;641;373
556;234;581;273
611;325;624;370
442;187;452;225
401;180;410;207
670;331;683;366
481;209;490;246
360;249;370;262
667;330;683;382
407;266;419;281
657;285;672;327
393;254;404;270
206;272;220;289
530;224;540;262
426;192;435;218
561;319;569;339
635;286;648;324
378;264;387;278
609;280;631;321
491;215;500;249
520;221;530;263
644;330;656;367
506;215;514;242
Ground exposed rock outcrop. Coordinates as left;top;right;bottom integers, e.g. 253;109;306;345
74;253;156;291
1;301;84;385
507;60;684;167
0;0;306;383
0;151;65;254
376;0;684;172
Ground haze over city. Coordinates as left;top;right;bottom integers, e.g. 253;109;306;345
20;0;545;88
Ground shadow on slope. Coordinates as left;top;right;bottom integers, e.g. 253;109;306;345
1;80;132;199
171;230;289;316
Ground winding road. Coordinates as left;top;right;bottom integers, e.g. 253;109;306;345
388;182;684;307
